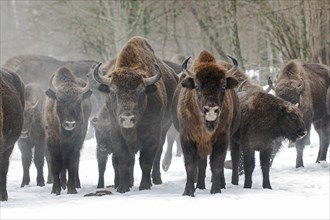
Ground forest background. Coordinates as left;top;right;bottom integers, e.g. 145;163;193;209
1;0;329;85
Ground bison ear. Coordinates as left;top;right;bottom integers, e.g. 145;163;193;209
45;89;56;100
145;84;158;94
181;77;195;89
226;77;239;89
83;90;93;99
98;84;110;93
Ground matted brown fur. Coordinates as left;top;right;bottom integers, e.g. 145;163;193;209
275;59;330;167
173;50;240;196
94;36;178;193
0;67;25;201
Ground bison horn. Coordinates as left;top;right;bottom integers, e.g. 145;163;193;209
81;71;92;93
227;55;238;76
32;101;39;109
92;63;112;85
48;74;56;93
143;64;162;86
181;56;196;78
237;79;248;92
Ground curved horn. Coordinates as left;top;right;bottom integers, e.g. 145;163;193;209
181;56;196;78
81;72;92;93
227;55;238;76
237;79;248;92
143;63;162;86
92;63;112;85
48;74;56;92
32;101;39;109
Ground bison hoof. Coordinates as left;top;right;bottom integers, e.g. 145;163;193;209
262;183;272;189
210;186;221;194
0;190;8;201
182;189;195;197
139;184;151;191
67;188;77;194
97;184;104;189
117;186;130;193
152;177;162;185
162;159;171;172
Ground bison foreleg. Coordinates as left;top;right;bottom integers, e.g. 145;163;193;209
19;141;32;187
260;149;272;189
210;147;227;194
34;141;45;187
243;147;255;189
117;156;132;193
196;158;207;189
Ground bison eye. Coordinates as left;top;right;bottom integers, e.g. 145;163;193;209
290;113;298;120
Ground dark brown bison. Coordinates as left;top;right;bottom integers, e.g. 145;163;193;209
230;71;307;189
90;104;113;188
275;60;330;167
17;83;52;187
92;36;178;193
91;103;135;189
0;67;25;201
91;102;134;189
3;55;100;139
44;66;92;195
172;51;241;196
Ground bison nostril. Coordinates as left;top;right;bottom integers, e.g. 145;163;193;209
298;129;307;138
63;121;76;131
120;114;136;128
203;106;209;114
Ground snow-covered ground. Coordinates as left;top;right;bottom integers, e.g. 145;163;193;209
1;126;329;220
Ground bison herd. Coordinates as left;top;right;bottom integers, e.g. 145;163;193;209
1;36;329;200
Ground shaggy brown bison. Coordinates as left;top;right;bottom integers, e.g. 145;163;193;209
17;83;51;187
0;67;25;201
230;71;307;189
92;36;178;193
275;60;330;167
171;51;241;196
45;66;92;195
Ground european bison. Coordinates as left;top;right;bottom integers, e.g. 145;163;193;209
17;83;51;187
230;70;307;189
275;60;330;167
172;51;241;196
90;104;113;189
0;67;25;201
3;55;100;139
44;66;92;195
91;104;135;189
92;36;178;193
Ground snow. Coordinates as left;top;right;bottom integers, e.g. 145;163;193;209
1;127;329;220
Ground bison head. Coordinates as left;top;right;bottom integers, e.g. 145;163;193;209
92;63;161;132
20;84;44;139
278;102;307;142
180;52;238;132
45;67;92;132
21;98;39;139
275;61;305;105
